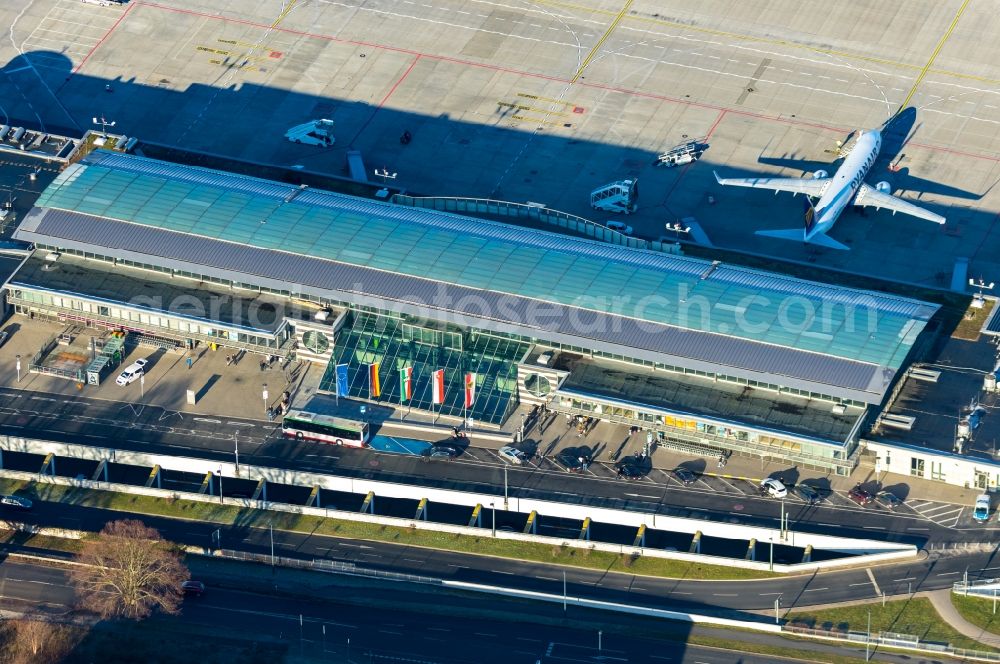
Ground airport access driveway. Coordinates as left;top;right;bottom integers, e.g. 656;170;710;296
5;495;998;618
0;557;935;664
0;384;993;549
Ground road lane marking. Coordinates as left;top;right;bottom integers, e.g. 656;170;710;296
867;568;882;596
803;587;829;592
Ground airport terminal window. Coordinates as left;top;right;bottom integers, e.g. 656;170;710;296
930;461;945;481
302;330;330;354
910;458;925;478
523;373;551;397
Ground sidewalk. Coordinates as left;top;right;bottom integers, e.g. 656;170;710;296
927;588;1000;647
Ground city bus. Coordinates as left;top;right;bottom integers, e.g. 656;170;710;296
281;409;370;447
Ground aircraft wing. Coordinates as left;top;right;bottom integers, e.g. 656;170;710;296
854;183;945;224
713;171;829;197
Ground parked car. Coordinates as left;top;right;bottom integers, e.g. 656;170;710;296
759;477;788;499
556;450;591;473
181;580;205;597
115;358;148;386
672;467;696;485
0;495;32;510
876;491;902;510
0;330;9;349
794;483;822;505
973;494;992;523
615;463;643;480
606;220;633;235
848;484;875;506
428;444;461;459
497;446;526;465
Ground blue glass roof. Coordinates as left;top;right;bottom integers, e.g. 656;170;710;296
31;151;937;371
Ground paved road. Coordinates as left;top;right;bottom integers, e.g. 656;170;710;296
6;496;999;616
0;386;993;551
0;557;952;664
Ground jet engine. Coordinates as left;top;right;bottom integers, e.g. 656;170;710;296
876;181;892;193
813;170;828;179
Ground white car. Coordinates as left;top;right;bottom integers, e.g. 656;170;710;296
116;358;148;386
606;221;633;235
759;477;788;499
497;446;526;465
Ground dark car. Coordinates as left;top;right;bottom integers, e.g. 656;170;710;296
876;491;902;510
556;451;591;473
0;495;32;511
428;445;461;459
794;484;822;505
672;467;696;485
615;463;643;480
181;580;205;597
848;485;875;506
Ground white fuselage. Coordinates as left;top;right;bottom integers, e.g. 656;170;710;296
807;130;881;240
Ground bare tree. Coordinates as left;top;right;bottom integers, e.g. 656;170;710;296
9;616;81;664
71;519;189;621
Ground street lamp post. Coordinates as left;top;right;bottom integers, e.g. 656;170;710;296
270;523;275;570
262;383;269;416
780;499;785;540
374;168;397;187
866;608;872;661
504;465;509;510
520;413;525;442
15;355;20;383
598;631;602;652
234;431;240;476
92;115;116;139
216;466;223;503
490;502;496;537
769;536;774;572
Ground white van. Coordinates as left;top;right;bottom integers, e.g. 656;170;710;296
973;494;991;523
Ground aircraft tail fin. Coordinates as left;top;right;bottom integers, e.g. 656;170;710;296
755;228;850;251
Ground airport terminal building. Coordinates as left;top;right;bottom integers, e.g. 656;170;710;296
5;151;940;473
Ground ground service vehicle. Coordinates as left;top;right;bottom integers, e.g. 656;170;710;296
284;119;335;146
282;409;369;447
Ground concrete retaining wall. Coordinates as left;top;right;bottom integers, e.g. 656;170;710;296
0;435;917;570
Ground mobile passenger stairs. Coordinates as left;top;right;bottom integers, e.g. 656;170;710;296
590;178;638;214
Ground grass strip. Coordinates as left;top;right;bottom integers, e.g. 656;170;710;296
951;593;1000;636
0;477;777;581
787;596;998;653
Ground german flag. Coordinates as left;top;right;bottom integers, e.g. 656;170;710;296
369;363;381;398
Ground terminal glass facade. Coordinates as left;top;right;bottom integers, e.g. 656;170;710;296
319;312;529;425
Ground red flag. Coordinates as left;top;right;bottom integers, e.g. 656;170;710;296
432;369;445;405
464;372;476;409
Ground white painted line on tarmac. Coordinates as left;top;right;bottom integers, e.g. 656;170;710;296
866;568;882;596
893;577;916;582
937;571;961;576
803;587;829;592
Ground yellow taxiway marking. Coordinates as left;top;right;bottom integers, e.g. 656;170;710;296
898;0;972;109
535;0;996;86
571;0;633;83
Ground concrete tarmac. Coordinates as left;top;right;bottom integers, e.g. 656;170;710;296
1;1;1000;289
